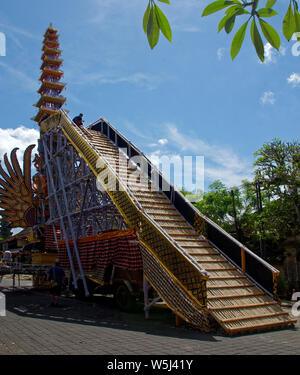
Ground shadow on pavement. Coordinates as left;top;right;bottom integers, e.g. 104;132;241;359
3;287;219;342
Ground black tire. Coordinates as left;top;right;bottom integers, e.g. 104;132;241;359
114;284;136;312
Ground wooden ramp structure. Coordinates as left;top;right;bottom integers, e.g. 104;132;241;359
40;111;296;335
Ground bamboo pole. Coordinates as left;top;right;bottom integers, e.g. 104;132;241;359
241;248;246;273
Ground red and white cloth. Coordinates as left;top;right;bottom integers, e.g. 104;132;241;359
57;229;143;272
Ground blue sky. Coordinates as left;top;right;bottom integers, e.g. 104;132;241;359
0;0;299;192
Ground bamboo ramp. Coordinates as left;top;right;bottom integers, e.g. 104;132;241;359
41;112;296;335
86;128;295;335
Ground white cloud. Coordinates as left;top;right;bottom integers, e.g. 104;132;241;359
173;25;201;33
204;166;251;187
166;124;248;170
0;22;39;51
217;48;225;61
260;91;275;105
89;0;203;36
158;138;168;146
0;127;39;235
0;126;39;163
89;0;145;26
287;72;300;87
0;61;37;92
280;46;286;56
72;71;161;90
148;139;169;147
122;120;150;140
166;0;204;34
261;43;286;64
173;0;203;10
162;123;252;188
0;23;39;40
0;127;39;236
100;73;160;90
264;43;275;64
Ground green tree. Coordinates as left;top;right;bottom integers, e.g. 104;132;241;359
191;139;299;263
238;180;287;261
253;138;300;239
194;180;242;234
143;0;300;61
193;179;289;262
193;179;260;244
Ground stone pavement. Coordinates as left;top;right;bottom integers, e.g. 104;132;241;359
0;278;299;355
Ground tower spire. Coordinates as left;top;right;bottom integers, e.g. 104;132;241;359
33;24;66;125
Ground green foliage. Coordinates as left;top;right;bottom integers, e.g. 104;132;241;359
282;2;296;41
143;0;172;49
201;0;284;61
254;138;300;236
231;20;249;59
154;4;172;42
257;8;278;18
259;18;280;50
266;0;277;8
194;180;242;233
190;139;300;264
251;18;265;62
202;1;237;17
143;0;300;61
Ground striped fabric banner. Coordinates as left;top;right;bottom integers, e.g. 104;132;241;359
57;229;143;274
44;225;61;251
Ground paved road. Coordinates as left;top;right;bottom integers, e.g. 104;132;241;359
0;278;299;355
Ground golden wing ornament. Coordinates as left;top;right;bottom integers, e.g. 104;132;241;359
0;145;38;228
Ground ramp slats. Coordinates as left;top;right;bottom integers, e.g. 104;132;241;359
54;119;296;335
86;128;296;335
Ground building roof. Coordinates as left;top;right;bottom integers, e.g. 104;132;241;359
0;227;32;245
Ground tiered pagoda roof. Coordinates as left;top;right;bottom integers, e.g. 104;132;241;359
33;24;66;124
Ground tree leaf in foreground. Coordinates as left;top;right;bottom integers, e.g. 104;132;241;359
231;20;249;60
251;18;265;62
259;18;280;50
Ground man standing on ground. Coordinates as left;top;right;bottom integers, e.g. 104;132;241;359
47;260;65;307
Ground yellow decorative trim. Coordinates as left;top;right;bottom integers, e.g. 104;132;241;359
140;238;208;310
194;213;207;237
144;274;210;333
273;272;280;303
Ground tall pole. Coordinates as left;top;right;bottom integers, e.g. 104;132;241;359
231;189;241;241
255;171;265;258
